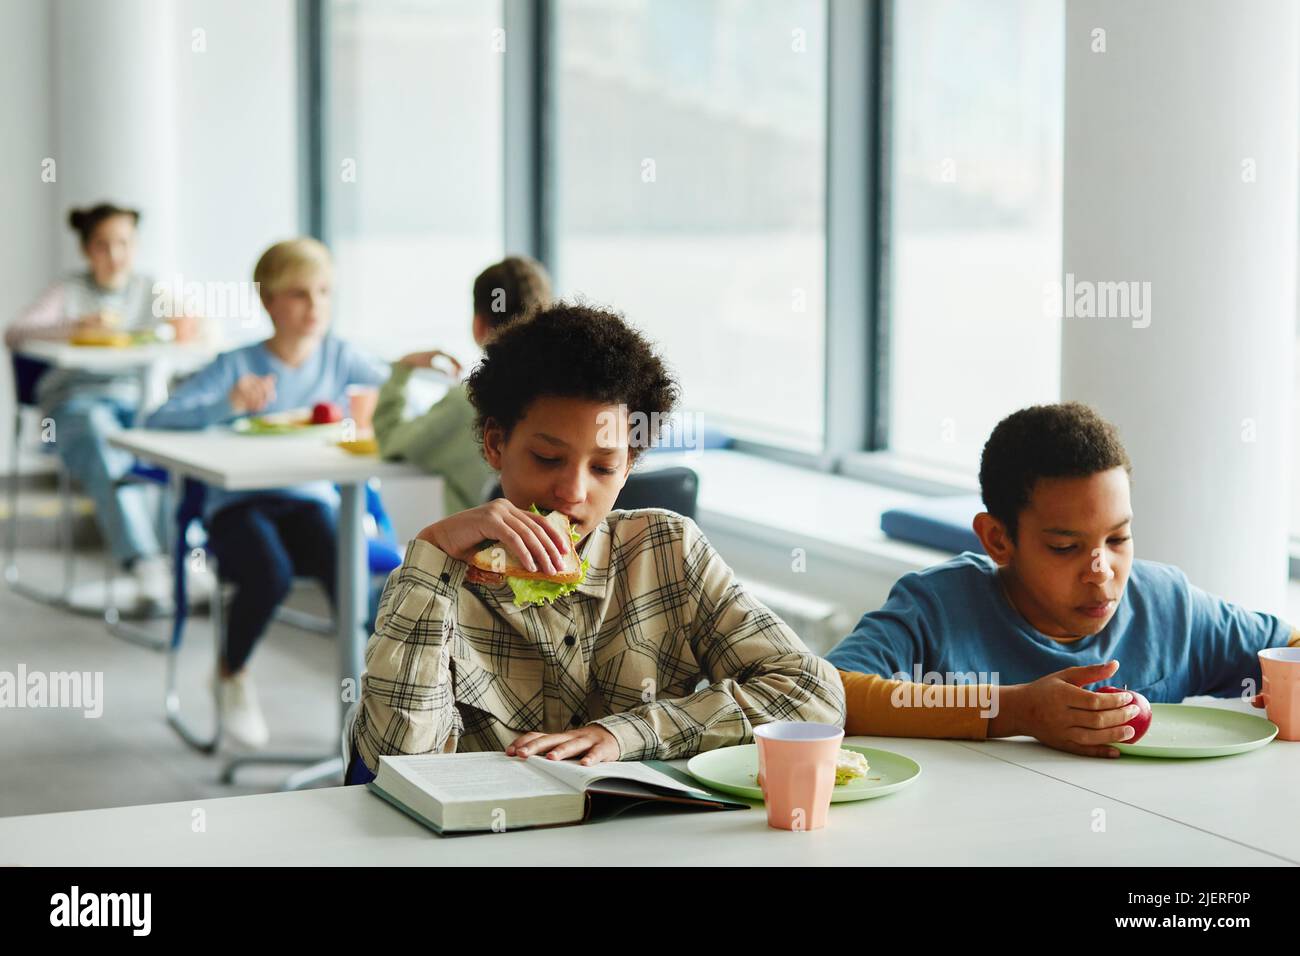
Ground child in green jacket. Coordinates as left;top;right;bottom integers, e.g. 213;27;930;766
373;256;552;516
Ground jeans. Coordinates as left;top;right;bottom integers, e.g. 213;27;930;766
46;395;160;566
206;495;338;674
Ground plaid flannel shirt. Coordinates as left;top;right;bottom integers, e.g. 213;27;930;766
353;508;845;770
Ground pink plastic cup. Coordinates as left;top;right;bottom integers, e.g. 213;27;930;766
1259;647;1300;741
347;385;380;434
754;721;843;831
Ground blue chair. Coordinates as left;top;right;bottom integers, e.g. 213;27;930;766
165;477;401;764
485;465;700;519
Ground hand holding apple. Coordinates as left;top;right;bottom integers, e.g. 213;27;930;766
1097;685;1153;743
989;659;1144;759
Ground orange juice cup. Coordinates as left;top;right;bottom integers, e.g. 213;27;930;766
754;721;843;831
347;385;380;434
1259;647;1300;741
167;315;202;343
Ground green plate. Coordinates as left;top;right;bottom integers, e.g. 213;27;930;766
231;416;341;437
685;744;921;803
1112;703;1278;758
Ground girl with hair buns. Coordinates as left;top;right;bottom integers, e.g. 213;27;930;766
4;202;172;606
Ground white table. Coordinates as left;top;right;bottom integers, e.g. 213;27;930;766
16;339;215;374
16;340;216;421
0;723;1291;866
107;428;426;785
972;697;1300;865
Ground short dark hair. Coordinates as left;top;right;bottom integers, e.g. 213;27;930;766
979;402;1132;540
472;256;552;331
466;301;679;459
68;203;140;246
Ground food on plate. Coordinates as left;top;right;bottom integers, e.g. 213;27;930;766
311;401;344;424
835;748;870;785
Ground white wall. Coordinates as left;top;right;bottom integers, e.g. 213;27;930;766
1061;0;1298;615
0;0;57;468
169;0;300;341
1;0;300;471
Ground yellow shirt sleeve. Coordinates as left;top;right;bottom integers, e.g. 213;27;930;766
838;670;990;741
1289;629;1300;648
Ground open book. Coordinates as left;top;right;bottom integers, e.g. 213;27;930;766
369;752;749;833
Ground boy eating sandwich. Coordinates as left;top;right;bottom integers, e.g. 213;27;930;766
829;402;1299;758
347;303;844;782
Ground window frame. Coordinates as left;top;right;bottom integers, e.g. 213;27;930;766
302;0;967;493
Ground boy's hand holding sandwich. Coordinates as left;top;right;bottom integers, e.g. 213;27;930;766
416;498;572;580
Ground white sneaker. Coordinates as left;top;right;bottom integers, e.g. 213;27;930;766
130;554;173;608
214;671;270;749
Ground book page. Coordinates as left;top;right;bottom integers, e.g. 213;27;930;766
527;756;702;796
386;752;576;803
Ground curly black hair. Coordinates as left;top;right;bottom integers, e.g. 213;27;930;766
465;301;679;458
979;402;1132;540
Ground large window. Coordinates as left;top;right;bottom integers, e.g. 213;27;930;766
549;0;828;451
315;0;1066;472
327;0;504;362
885;0;1063;472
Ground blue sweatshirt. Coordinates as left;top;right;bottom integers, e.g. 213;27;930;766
827;552;1292;702
146;335;388;519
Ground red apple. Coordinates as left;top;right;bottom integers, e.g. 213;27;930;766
311;401;343;425
1099;685;1153;743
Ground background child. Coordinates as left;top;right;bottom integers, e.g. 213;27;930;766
147;238;389;748
829;402;1300;758
372;255;551;516
5;203;170;604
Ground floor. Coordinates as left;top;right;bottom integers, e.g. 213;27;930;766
1;546;343;818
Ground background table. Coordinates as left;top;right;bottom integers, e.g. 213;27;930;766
108;427;425;785
0;728;1290;866
16;340;216;420
16;339;215;374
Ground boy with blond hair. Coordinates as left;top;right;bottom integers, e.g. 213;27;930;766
148;238;389;747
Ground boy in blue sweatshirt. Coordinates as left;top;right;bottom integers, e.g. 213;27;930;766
830;402;1297;758
147;239;388;748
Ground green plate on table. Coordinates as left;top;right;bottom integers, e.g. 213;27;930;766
231;413;340;437
1112;703;1278;758
684;744;921;803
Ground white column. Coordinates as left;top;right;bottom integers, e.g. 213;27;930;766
1061;0;1297;614
53;0;176;271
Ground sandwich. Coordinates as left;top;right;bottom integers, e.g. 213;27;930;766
470;506;588;607
835;749;870;786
